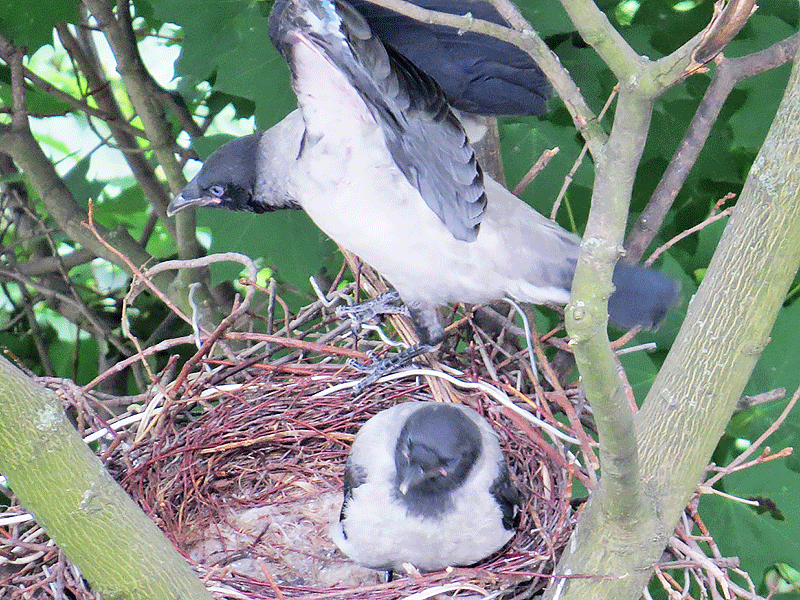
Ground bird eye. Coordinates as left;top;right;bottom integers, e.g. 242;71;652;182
208;185;225;198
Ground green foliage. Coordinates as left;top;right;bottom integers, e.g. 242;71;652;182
0;65;72;116
64;157;106;210
500;115;594;231
196;208;339;306
728;16;796;152
1;0;800;594
701;459;800;596
618;349;659;401
0;0;79;51
150;0;297;126
187;133;340;304
736;299;800;453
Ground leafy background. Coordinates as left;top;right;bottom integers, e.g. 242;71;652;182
1;0;798;594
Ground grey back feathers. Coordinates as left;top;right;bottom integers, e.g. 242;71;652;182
331;402;520;572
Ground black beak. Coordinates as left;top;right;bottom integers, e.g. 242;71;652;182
166;193;221;217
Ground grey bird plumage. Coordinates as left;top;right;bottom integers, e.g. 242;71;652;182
168;0;679;348
330;401;520;571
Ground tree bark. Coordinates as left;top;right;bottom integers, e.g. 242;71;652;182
0;357;213;600
546;46;800;600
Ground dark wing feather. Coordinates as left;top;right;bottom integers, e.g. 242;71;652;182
383;45;486;241
339;461;368;537
347;0;551;115
489;462;521;531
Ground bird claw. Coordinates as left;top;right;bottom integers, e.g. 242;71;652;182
346;351;381;373
350;344;433;392
336;290;409;335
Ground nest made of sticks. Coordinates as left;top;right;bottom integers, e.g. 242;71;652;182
2;273;587;599
105;365;577;600
1;272;774;600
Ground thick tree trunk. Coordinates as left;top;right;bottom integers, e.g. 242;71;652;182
0;356;213;600
547;46;800;600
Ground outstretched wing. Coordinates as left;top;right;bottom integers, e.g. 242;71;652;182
270;0;487;242
348;0;551;116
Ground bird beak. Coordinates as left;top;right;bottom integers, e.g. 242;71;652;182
398;466;426;496
166;192;221;217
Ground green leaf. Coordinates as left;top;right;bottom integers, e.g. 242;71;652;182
731;298;800;451
636;0;713;56
515;0;575;37
726;15;795;153
619;348;658;404
92;186;149;232
192;133;236;160
0;0;79;52
0;66;73;117
500;116;593;231
63;156;106;209
146;222;180;260
48;337;101;385
151;0;296;128
700;459;800;591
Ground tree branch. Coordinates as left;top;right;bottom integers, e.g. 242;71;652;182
0;356;214;599
626;32;800;261
565;88;654;527
17;63;146;138
0;37;156;277
81;0;232;327
550;47;800;600
638;44;800;535
557;0;647;82
82;0;201;257
689;0;758;68
55;22;177;241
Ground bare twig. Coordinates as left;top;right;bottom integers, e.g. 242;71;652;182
645;197;735;267
513;147;559;197
626;33;800;262
689;0;759;70
551;86;618;220
55;23;177;239
736;387;786;411
705;384;798;487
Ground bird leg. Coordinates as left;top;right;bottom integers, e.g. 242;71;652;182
347;302;445;391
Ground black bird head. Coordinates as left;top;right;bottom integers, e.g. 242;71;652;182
394;404;482;502
167;133;264;216
168;119;303;217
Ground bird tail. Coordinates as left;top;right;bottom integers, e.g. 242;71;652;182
609;262;680;329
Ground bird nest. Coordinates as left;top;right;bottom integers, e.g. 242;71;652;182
104;367;578;600
3;272;772;600
1;271;593;599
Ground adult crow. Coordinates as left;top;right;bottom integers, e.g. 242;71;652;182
168;0;679;380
